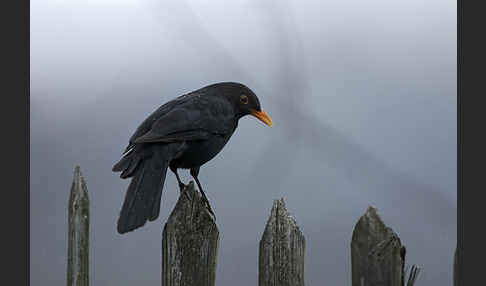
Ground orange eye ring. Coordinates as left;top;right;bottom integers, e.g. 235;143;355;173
240;95;248;104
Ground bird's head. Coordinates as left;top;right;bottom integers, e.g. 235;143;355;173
209;82;273;127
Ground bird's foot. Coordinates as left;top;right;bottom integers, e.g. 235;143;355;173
177;182;193;201
178;182;186;190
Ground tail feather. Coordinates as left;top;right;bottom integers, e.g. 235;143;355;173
120;155;142;179
114;145;171;234
113;147;143;179
112;155;131;172
149;164;168;221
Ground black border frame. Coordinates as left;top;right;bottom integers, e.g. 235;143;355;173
11;0;484;285
457;0;485;285
7;0;29;285
456;0;463;284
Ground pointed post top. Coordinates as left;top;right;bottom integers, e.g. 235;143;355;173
351;205;409;286
352;205;388;242
363;205;381;223
270;198;287;219
67;165;90;286
70;165;89;204
259;198;305;286
264;197;301;234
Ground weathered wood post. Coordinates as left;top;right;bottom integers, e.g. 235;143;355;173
161;181;219;286
351;206;419;286
259;198;305;286
453;245;459;286
67;166;90;286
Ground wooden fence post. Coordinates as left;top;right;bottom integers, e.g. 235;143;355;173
453;245;459;286
67;166;90;286
351;206;420;286
259;198;305;286
161;181;219;286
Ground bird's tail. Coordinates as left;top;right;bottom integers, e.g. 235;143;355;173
112;144;171;234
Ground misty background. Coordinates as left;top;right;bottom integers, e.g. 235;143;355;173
30;0;456;285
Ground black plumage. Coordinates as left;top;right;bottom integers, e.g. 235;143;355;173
113;82;273;234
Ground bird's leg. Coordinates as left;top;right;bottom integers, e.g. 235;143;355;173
170;165;185;189
170;165;191;201
195;178;216;219
190;167;216;219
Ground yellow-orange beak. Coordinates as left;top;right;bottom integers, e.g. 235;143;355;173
251;109;273;127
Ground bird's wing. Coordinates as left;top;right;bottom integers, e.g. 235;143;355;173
133;129;212;143
118;93;196;154
131;95;235;144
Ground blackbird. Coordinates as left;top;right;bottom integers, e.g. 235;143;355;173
112;82;273;234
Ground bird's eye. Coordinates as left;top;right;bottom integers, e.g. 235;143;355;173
240;95;248;104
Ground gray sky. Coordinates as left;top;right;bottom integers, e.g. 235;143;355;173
31;0;456;285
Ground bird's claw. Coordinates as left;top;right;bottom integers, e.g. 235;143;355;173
178;182;186;190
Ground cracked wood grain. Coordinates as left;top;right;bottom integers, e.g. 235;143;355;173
351;206;420;286
259;198;305;286
67;166;90;286
161;181;219;286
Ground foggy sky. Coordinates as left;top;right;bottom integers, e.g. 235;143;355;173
31;0;456;285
